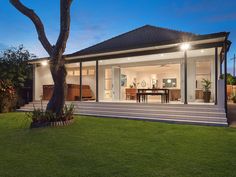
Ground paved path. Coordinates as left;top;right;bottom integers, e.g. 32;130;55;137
228;102;236;127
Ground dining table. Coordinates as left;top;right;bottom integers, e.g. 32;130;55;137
136;88;170;103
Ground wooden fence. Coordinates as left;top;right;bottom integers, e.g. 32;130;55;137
227;85;236;99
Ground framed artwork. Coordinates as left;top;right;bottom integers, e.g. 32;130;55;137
141;80;146;87
163;78;177;88
121;74;127;87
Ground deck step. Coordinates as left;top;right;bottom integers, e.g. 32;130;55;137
76;113;227;127
17;101;228;127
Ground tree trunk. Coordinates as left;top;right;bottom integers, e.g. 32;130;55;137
46;57;67;116
10;0;73;117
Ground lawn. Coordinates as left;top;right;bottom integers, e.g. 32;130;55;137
0;113;236;177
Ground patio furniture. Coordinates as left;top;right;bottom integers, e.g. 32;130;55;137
169;89;181;101
125;88;137;100
43;84;94;101
136;88;169;103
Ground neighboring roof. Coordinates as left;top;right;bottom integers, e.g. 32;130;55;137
67;25;197;57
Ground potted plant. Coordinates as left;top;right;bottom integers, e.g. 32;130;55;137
232;96;236;103
202;78;211;103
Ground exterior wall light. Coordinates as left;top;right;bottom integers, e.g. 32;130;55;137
180;43;190;51
41;61;48;66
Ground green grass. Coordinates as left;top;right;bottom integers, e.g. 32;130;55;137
0;113;236;177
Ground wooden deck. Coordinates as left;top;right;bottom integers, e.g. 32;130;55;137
18;101;228;127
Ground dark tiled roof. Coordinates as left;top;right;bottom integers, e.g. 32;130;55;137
68;25;196;57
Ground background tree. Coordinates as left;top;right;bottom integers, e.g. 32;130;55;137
227;73;236;85
10;0;73;117
0;80;16;113
221;73;236;85
0;45;35;106
0;45;34;89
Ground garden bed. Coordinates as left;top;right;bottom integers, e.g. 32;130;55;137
27;103;75;128
30;119;74;128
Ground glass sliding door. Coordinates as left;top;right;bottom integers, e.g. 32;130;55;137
187;48;215;103
98;51;184;103
82;61;96;101
65;63;80;101
104;68;112;100
112;66;121;100
102;66;121;101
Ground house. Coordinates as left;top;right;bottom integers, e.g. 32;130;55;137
24;25;231;126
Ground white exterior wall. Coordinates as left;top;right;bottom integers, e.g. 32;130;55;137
217;79;225;108
180;59;185;103
211;56;215;102
187;58;196;102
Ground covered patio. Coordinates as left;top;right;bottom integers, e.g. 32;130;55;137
30;25;231;108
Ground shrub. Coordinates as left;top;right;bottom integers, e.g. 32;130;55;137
0;45;35;108
232;96;236;103
0;80;16;113
27;104;74;126
63;104;74;121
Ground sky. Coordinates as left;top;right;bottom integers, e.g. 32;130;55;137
0;0;236;73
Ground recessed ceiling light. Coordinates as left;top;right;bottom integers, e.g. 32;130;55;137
127;57;131;60
201;50;204;53
160;54;164;56
99;60;103;63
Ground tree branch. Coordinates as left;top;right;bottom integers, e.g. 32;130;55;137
10;0;53;56
53;0;73;57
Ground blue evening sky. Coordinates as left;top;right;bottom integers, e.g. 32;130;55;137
0;0;236;72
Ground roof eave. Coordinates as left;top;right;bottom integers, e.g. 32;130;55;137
28;31;228;64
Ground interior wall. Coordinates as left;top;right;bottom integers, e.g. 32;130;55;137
120;65;181;89
67;75;80;84
120;64;181;100
135;67;181;89
82;75;96;97
34;65;96;100
120;69;137;100
34;65;53;100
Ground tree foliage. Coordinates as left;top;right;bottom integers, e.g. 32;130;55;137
221;73;236;85
0;45;35;90
0;79;16;112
